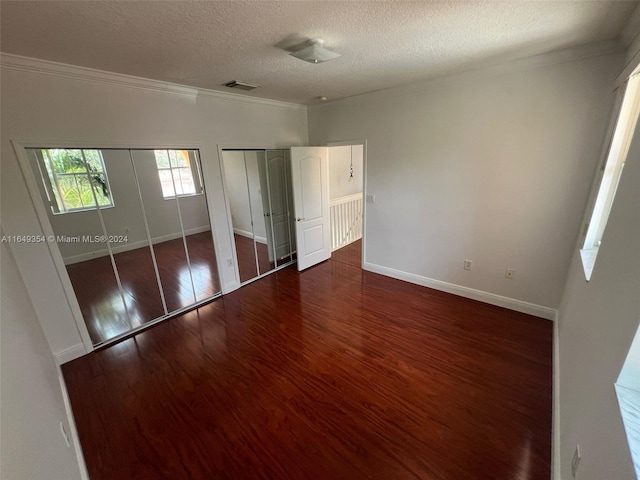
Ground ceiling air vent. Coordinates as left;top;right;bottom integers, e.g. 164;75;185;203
224;80;260;91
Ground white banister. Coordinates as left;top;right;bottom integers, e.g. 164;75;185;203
330;193;363;251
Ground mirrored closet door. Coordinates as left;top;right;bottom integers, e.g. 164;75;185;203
222;149;296;284
26;147;221;346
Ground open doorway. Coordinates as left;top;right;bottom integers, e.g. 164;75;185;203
327;142;365;268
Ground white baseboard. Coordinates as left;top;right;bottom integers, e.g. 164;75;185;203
233;227;267;244
58;370;90;480
63;226;211;265
223;279;240;295
55;343;86;365
362;262;557;320
552;319;561;480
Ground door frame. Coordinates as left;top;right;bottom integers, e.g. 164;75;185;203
326;139;367;268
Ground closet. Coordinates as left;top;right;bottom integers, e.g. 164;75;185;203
26;147;221;346
221;149;297;283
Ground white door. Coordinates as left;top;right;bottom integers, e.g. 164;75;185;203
290;147;331;271
267;151;294;261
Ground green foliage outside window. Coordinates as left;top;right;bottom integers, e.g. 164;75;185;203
41;149;113;213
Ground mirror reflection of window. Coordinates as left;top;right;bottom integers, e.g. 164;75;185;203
36;148;113;213
154;149;203;199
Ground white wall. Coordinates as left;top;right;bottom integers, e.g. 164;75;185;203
0;54;307;361
222;150;268;242
0;240;84;480
328;144;363;200
556;106;640;479
222;151;252;236
308;49;623;313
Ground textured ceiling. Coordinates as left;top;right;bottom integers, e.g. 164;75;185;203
1;1;638;105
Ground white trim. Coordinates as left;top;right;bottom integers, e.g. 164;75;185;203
0;53;307;111
13;139;208;151
218;146;242;290
58;370;90;480
363;262;557;320
12;141;95;353
196;88;306;110
552;317;561;480
618;47;640;86
54;343;87;365
62;225;211;265
224;279;240;294
329;192;364;207
232;227;267;245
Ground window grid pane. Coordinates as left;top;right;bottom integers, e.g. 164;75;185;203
42;148;113;214
153;150;200;199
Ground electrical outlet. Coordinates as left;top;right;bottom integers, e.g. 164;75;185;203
227;258;233;267
463;259;472;271
571;444;581;478
505;268;515;279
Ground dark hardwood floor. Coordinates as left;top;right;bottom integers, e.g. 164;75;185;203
66;231;220;345
62;254;552;479
333;238;362;268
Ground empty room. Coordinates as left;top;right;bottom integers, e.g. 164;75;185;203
3;2;640;479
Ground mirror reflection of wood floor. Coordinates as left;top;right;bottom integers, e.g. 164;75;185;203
233;234;275;282
62;251;552;479
66;231;220;345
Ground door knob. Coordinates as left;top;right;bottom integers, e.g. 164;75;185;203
297;217;305;222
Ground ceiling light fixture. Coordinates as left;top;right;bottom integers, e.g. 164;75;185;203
290;38;341;64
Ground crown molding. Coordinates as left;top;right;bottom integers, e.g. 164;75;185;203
193;85;305;110
0;53;306;112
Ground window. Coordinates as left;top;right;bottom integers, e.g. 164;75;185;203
153;149;203;199
581;73;640;280
37;148;113;214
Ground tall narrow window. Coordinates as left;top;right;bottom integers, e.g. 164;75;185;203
37;148;113;214
154;149;203;199
581;73;640;280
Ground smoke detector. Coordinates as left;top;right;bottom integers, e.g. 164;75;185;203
290;38;341;64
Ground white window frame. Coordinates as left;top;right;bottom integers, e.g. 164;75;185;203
580;72;640;280
36;148;114;215
154;149;204;200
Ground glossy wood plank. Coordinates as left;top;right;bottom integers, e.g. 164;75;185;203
66;231;220;345
332;238;362;268
63;256;552;480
